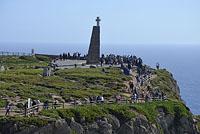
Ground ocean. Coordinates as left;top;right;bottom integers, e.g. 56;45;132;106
1;44;200;114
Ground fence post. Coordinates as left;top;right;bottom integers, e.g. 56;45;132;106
24;107;27;117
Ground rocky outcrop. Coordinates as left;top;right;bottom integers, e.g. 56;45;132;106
157;107;197;134
17;119;71;134
117;115;159;134
168;71;181;99
1;113;199;134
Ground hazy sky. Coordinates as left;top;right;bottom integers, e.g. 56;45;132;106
0;0;200;47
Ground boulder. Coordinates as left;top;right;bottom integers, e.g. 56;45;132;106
97;120;112;134
86;120;112;134
107;114;120;130
0;66;5;72
86;122;99;134
157;107;199;134
117;115;160;134
70;120;84;134
16;119;71;134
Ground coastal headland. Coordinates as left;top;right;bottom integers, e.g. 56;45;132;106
0;55;199;134
0;17;199;134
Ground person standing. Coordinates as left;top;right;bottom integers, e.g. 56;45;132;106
129;81;134;92
156;63;160;70
5;103;11;116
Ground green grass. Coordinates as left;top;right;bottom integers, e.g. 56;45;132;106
150;69;180;99
195;115;200;131
0;101;192;131
132;100;191;123
0;116;50;128
0;99;6;108
0;57;131;106
40;104;136;123
0;57;193;131
0;56;49;69
40;100;191;124
55;67;130;83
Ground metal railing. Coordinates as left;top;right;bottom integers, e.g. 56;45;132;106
0;51;32;57
1;97;167;117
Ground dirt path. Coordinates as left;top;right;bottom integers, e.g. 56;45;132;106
123;68;157;97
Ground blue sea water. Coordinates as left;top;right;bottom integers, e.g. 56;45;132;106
1;44;200;114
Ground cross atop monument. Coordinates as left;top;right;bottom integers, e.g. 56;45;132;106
96;17;101;26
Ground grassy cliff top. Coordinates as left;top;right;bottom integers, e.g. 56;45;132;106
40;100;191;123
0;56;196;131
151;69;181;100
0;55;50;69
0;56;184;105
0;100;191;128
0;56;131;106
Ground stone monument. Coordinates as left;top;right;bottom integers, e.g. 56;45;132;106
0;65;5;72
86;17;101;64
31;49;35;56
43;67;52;77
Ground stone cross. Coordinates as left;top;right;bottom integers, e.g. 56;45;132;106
96;17;101;26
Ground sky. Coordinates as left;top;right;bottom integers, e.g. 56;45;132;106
0;0;200;52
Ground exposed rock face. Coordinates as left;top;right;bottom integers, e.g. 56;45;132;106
168;72;181;99
107;114;120;131
1;114;199;134
157;110;197;134
117;115;159;134
16;119;71;134
158;105;200;134
70;120;84;134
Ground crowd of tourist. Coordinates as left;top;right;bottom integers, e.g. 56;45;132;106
128;72;167;103
100;54;143;67
59;52;86;60
58;53;144;67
